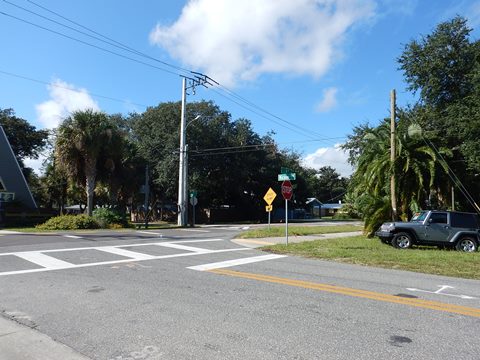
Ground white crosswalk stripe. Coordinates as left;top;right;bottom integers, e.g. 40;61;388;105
14;252;75;269
187;254;287;271
0;239;286;277
95;247;156;260
155;242;211;253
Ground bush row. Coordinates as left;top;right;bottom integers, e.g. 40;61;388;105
36;208;128;230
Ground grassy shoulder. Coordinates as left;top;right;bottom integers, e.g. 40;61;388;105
261;235;480;280
237;224;362;238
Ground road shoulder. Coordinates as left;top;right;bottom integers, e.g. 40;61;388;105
0;315;90;360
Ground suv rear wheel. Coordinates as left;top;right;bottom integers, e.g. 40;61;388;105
391;232;413;249
455;237;478;252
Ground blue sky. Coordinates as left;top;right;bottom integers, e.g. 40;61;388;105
1;0;480;176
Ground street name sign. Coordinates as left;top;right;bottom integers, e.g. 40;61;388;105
277;173;296;181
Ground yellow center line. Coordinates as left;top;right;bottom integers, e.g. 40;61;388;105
210;269;480;318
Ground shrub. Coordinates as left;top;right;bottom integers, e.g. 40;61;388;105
36;215;99;230
93;207;127;228
332;212;351;220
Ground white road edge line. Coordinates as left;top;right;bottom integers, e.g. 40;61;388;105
136;231;164;236
187;254;287;271
63;235;82;239
179;229;210;233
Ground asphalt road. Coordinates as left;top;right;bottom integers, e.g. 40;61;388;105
0;227;479;360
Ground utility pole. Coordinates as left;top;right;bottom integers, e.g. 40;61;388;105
390;89;397;220
177;72;217;226
451;186;455;211
177;77;187;226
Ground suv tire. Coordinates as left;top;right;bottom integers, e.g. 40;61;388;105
455;237;478;252
392;232;413;249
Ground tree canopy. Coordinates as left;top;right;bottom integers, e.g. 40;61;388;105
0;108;48;163
55;109;120;216
344;16;480;233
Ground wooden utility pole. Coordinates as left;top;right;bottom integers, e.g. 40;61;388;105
390;89;398;220
451;186;455;211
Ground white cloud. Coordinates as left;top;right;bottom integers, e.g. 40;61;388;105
303;143;353;177
36;79;99;129
316;87;338;112
23;157;45;176
150;0;376;86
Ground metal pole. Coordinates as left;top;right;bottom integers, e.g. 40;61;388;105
144;165;149;229
177;77;187;226
268;210;271;230
285;199;289;245
184;144;188;226
192;201;196;227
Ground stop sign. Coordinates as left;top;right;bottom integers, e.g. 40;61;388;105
281;180;293;200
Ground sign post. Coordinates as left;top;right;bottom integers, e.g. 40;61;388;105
263;188;277;230
189;190;198;227
281;180;293;245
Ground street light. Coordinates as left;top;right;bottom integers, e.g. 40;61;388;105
178;112;208;226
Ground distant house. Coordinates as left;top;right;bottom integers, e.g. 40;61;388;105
320;203;344;217
305;198;322;218
0;126;37;209
305;198;345;218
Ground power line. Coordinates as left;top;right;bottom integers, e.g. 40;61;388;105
4;0;192;76
208;87;326;143
0;10;183;77
192;143;275;153
190;148;273;157
0;69;148;108
420;135;480;213
1;2;344;146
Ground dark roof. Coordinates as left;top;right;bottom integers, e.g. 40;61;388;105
0;126;37;208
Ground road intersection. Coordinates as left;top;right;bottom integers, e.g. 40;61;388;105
0;227;479;359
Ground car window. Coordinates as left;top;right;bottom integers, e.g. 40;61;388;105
411;212;428;222
451;213;479;228
429;213;447;224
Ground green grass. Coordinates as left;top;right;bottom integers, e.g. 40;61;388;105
237;225;362;238
261;235;480;279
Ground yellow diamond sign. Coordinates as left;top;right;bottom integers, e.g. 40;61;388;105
263;187;277;205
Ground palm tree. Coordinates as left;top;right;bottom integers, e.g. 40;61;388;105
55;109;115;216
349;120;450;234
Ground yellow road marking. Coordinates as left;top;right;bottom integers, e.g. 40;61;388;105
210;269;480;318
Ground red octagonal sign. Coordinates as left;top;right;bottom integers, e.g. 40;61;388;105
281;180;293;200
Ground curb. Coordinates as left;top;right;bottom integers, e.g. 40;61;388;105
233;231;363;248
0;315;90;360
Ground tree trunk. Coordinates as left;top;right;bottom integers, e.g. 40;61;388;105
85;157;97;216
